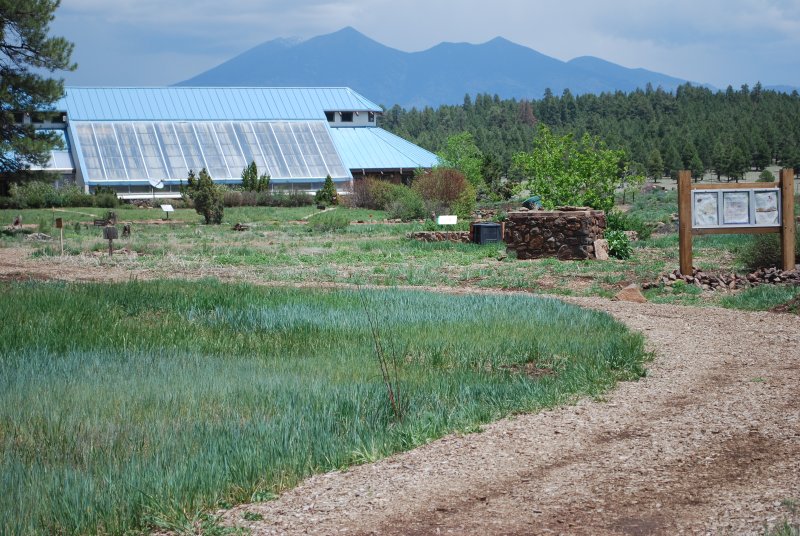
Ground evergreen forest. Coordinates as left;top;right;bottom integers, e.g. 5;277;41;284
379;83;800;186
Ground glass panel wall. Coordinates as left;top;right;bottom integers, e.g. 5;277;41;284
72;120;350;183
134;123;168;180
270;122;308;177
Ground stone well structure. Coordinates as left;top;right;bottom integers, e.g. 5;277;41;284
505;207;606;260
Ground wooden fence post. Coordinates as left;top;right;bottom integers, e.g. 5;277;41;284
780;168;796;271
678;170;693;275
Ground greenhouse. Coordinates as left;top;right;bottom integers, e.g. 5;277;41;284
23;87;439;198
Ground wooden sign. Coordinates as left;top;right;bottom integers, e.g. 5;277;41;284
55;218;63;229
678;169;796;274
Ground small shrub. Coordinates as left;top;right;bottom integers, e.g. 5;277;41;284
93;193;119;208
92;186;120;209
386;188;426;221
60;185;92;207
307;210;350;232
37;216;52;234
261;192;313;207
605;229;632;259
412;168;472;216
737;229;800;271
346;177;377;208
606;209;655;240
10;180;61;208
368;180;402;210
758;169;775;182
450;184;477;219
223;191;244;207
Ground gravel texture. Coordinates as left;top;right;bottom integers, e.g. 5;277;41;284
222;298;800;535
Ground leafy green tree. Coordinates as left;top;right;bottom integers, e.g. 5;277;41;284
0;0;76;194
184;168;224;224
512;124;638;212
437;132;484;188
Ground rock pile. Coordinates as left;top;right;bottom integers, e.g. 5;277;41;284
407;231;471;243
24;233;52;241
643;267;800;291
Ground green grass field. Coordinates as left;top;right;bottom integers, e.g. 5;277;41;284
0;280;649;535
2;193;798;311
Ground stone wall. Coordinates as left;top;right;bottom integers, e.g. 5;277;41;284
505;208;606;260
407;231;471;243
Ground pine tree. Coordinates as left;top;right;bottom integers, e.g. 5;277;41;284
690;152;705;182
1;0;76;194
185;169;224;224
315;175;337;206
646;148;664;182
256;173;270;192
241;161;257;191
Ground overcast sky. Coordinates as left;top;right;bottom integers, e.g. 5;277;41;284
51;0;800;91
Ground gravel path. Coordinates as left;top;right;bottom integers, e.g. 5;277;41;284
224;298;800;535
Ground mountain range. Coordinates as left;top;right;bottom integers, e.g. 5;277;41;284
179;27;774;109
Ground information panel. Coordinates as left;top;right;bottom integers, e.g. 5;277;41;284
692;188;780;229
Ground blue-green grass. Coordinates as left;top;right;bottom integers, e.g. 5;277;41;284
0;280;648;535
719;285;800;312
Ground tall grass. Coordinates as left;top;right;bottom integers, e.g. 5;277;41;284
0;281;648;534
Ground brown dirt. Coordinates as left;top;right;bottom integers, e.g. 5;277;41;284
2;245;799;534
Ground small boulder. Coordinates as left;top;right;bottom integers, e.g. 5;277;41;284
593;239;609;260
623;230;639;242
614;284;648;303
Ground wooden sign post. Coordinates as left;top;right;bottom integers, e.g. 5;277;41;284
103;225;118;256
678;169;796;275
55;217;64;256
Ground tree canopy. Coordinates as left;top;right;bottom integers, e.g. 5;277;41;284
380;84;800;185
1;0;75;192
512;124;638;211
436;131;484;189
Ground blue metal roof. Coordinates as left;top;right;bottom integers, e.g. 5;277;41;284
329;127;440;170
57;87;382;121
